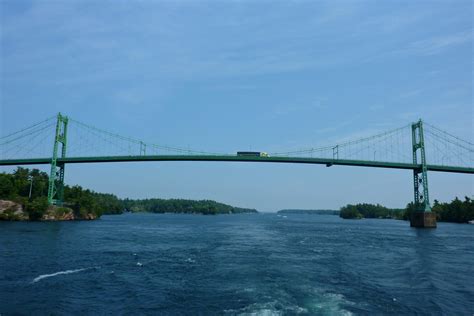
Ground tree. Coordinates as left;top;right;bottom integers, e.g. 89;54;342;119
24;197;49;221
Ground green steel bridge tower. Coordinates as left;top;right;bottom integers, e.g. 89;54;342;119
411;120;436;227
47;113;68;205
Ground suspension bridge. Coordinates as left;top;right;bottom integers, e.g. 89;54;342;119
1;113;473;227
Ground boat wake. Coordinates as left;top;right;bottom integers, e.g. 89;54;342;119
31;267;97;284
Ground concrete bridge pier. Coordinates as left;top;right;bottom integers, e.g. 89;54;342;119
410;212;437;228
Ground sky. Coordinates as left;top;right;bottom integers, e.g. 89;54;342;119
0;0;473;212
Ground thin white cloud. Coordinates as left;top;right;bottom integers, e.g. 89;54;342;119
405;31;473;56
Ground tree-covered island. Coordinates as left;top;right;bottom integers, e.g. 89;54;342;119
339;199;474;223
0;167;257;221
122;198;257;215
339;204;404;220
277;209;339;215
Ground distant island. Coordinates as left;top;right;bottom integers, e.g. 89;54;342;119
277;209;339;215
122;198;257;215
339;200;474;223
339;204;404;220
0;167;257;221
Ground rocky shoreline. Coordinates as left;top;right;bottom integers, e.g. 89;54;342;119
0;200;98;221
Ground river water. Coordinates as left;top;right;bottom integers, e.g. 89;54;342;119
0;213;473;315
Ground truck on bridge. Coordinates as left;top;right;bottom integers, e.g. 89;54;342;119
237;151;269;157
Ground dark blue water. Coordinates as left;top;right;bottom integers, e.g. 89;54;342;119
1;213;473;315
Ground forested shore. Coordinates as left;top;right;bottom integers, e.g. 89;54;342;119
1;167;470;223
0;168;256;221
0;168;122;220
339;198;474;223
122;198;257;215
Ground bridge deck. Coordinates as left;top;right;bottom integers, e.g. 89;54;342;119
0;155;472;174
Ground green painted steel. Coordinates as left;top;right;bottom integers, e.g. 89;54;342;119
1;114;473;212
140;141;146;156
47;113;68;205
1;155;473;173
412;120;431;212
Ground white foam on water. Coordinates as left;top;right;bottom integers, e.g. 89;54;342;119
299;237;309;245
308;292;354;316
225;303;282;316
241;308;281;316
31;267;91;284
224;301;307;316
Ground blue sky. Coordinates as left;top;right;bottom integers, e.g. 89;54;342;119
1;0;472;211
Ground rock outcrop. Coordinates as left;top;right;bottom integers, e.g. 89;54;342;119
0;200;98;221
0;200;28;220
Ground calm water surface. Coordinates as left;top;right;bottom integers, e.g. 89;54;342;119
1;213;473;315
